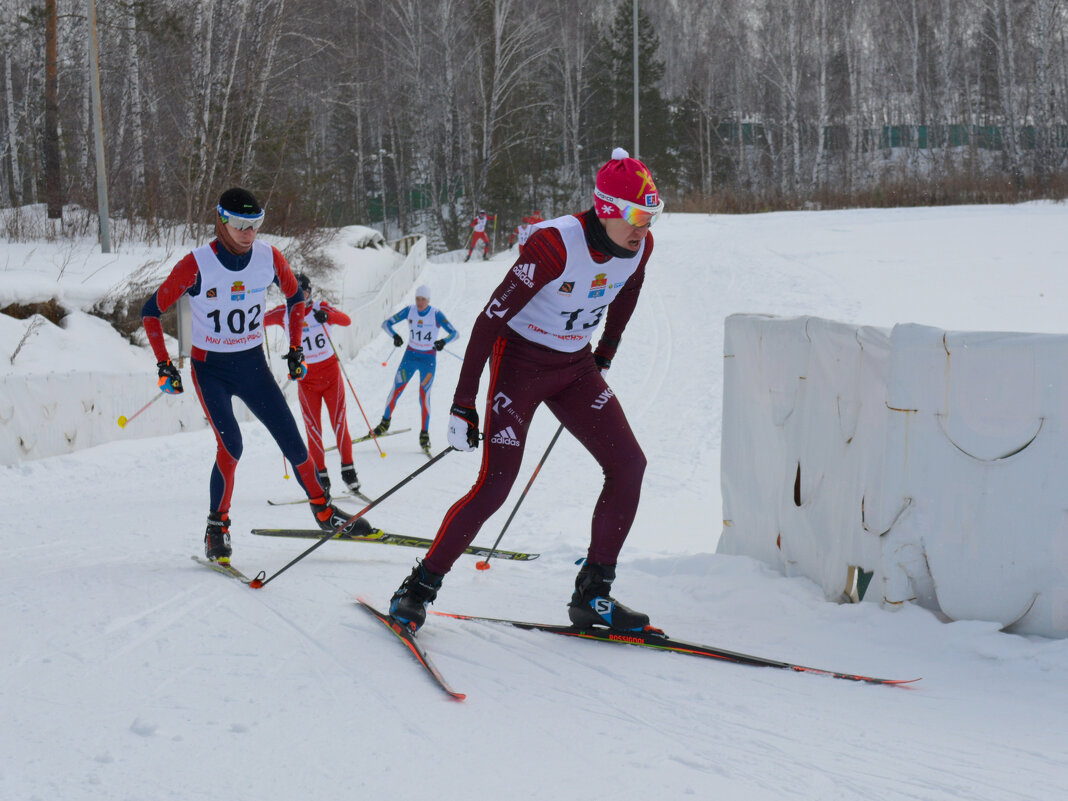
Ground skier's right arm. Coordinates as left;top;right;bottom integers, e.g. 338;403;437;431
141;254;199;394
382;308;408;346
141;254;199;365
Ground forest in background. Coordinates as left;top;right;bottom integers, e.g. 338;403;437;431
3;0;1067;251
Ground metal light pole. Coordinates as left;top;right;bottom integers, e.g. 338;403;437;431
633;0;639;159
87;0;111;252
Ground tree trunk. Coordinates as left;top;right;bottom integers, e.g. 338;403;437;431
4;51;21;205
787;4;802;197
44;0;62;219
993;0;1023;181
1033;0;1056;179
810;0;829;193
241;0;286;184
205;1;249;207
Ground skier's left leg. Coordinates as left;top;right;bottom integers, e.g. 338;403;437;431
545;369;646;565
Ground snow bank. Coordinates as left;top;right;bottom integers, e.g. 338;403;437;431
719;313;1068;639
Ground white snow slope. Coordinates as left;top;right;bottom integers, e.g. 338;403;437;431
2;204;1067;801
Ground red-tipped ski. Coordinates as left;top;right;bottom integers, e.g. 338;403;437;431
431;611;919;686
357;598;465;700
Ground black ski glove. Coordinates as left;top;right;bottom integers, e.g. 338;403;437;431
314;308;329;323
392;333;404;347
286;346;307;381
433;339;446;351
157;359;183;394
593;353;612;372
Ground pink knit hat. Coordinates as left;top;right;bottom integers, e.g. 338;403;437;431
594;148;662;224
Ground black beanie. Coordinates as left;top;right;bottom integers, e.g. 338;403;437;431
218;187;262;215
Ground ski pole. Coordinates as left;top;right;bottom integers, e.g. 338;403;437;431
381;345;399;367
323;327;385;458
440;347;463;362
117;392;164;428
249;447;456;589
476;422;565;570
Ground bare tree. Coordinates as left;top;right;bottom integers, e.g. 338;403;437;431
44;0;62;218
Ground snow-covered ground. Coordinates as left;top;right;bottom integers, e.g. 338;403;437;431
2;204;1067;800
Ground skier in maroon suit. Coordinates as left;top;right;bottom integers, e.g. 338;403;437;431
388;148;663;632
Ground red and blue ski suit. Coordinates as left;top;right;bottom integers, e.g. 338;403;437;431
141;239;326;515
380;304;459;433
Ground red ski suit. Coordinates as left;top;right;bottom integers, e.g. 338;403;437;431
467;213;495;259
264;300;354;470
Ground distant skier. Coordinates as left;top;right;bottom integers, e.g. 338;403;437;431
464;210;496;261
264;273;361;496
140;187;371;564
371;284;459;453
508;216;534;257
387;147;662;632
516;215;534;257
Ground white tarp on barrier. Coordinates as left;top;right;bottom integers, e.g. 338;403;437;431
719;313;1068;639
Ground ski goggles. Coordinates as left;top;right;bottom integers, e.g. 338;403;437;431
217;205;265;231
594;188;664;227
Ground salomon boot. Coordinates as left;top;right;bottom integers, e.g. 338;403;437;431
309;496;372;537
372;418;390;437
204;511;232;562
340;463;360;493
568;562;649;630
389;562;444;632
419;430;430;451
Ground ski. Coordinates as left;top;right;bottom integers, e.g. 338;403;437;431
267;489;374;506
190;555;262;585
250;527;539;561
325;427;411;452
356;597;465;700
430;611;920;686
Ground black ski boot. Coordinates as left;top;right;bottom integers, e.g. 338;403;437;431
419;430;430;451
309;496;372;537
204;511;232;563
315;468;331;496
340;463;360;493
372;418;390;437
568;562;649;630
389;562;444;632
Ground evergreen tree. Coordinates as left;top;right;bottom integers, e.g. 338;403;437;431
584;1;672;186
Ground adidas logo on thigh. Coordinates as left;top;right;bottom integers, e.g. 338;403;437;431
490;426;521;447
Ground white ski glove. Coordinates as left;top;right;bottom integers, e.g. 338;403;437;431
447;403;479;452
